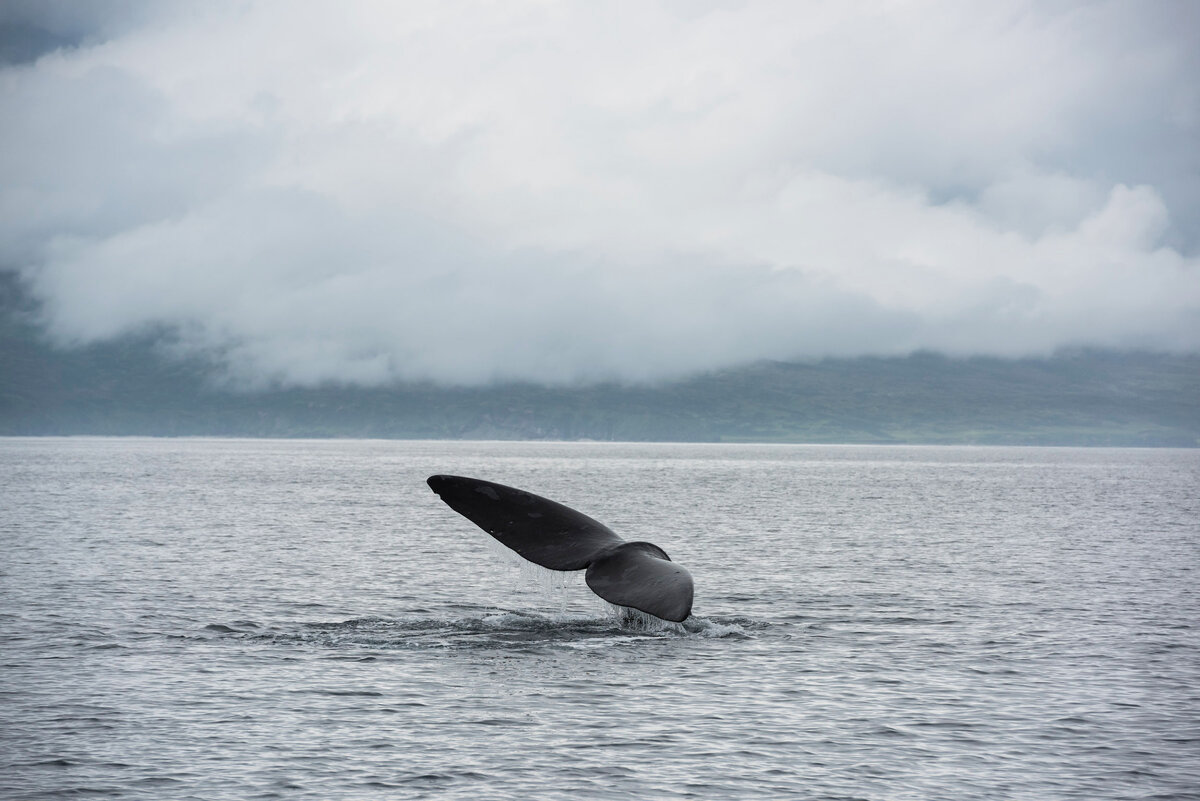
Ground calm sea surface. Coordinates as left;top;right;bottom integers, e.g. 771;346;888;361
1;438;1197;800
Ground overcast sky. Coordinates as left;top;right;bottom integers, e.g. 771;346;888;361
2;1;1198;386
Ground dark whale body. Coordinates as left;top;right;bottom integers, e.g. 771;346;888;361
427;474;694;622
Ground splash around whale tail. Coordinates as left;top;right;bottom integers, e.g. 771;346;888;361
427;474;694;622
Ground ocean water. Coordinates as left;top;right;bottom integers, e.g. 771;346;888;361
1;438;1197;800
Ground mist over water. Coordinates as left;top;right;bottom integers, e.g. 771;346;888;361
2;438;1197;799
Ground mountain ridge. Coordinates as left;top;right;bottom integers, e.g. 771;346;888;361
2;273;1196;445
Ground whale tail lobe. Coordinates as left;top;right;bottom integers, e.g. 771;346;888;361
427;474;693;622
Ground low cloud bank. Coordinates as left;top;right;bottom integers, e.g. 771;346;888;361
3;1;1198;386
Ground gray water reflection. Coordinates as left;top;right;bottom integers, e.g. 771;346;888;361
1;439;1197;799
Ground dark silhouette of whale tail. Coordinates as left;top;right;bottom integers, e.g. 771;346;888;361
427;474;694;622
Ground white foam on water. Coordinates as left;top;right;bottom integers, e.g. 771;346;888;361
684;617;752;638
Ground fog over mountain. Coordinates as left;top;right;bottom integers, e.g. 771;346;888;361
2;1;1198;387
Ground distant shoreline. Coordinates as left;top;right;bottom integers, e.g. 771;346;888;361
1;435;1195;449
4;281;1197;447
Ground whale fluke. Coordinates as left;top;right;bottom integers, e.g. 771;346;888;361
584;541;693;624
427;475;694;622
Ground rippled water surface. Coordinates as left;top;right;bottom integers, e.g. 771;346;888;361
2;438;1198;800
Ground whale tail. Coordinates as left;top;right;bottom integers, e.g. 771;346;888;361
427;474;694;622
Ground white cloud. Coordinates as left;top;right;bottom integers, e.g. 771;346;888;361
2;0;1198;385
